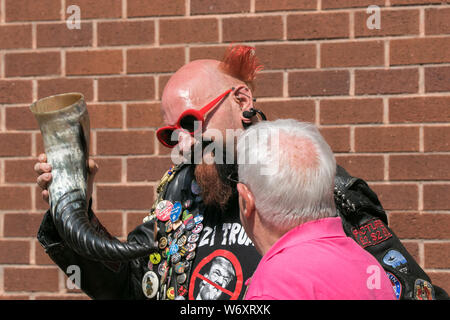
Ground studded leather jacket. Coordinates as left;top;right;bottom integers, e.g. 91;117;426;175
37;164;449;300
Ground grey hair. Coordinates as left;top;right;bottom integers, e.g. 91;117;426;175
237;119;337;231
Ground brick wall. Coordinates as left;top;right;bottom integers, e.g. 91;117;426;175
0;0;449;300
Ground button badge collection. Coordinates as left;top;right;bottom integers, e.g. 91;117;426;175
142;165;205;300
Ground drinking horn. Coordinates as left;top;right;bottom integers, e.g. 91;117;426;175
30;93;153;261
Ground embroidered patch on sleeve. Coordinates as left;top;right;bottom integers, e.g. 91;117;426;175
351;218;393;248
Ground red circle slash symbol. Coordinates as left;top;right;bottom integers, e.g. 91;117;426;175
188;249;243;300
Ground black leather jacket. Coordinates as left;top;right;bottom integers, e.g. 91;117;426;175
37;165;448;300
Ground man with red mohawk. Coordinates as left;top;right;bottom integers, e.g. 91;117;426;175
34;45;448;300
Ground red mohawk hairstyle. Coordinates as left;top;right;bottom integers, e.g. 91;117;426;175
219;44;263;91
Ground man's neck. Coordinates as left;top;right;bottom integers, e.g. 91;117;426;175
258;232;283;256
254;218;290;256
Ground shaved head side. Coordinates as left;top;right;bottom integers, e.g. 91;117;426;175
161;59;244;125
161;60;222;123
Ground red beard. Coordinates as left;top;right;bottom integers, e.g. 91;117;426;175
194;162;235;212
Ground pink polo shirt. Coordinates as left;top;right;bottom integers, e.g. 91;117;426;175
245;217;395;300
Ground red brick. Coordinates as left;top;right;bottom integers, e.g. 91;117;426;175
253;72;283;98
127;212;148;234
38;78;94;101
98;21;155;46
35;294;90;300
425;243;450;269
391;0;450;5
87;104;123;129
355;126;420;152
0;295;30;300
127;48;185;74
127;103;163;128
66;50;122;76
0;80;33;104
91;157;122;183
98;76;155;102
158;74;172;99
128;0;185;17
288;12;349;40
289;70;350;97
355;9;419;37
322;0;384;9
335;155;385;181
320;98;383;124
391;37;450;65
389;97;450;123
5;106;38;130
223;16;283;42
389;212;450;240
321;41;384;67
0;240;30;264
5;52;60;77
257;100;315;123
35;132;48;157
427;272;450;295
5;0;61;22
192;0;250;15
97;185;154;210
34;239;54;265
35;185;50;211
369;183;418;210
37;22;92;48
0;133;32;156
424;126;450;152
255;44;316;69
423;184;450;210
402;242;420;263
4;267;59;292
160;18;218;44
158;144;173;156
97;131;155;155
4;159;36;183
189;45;228;61
319;127;351;153
425;66;450;93
425;8;450;35
355;68;419;95
0;25;32;49
256;0;316;11
0;186;31;210
390;155;450;181
127;157;174;182
4;213;45;237
69;0;122;19
95;212;123;238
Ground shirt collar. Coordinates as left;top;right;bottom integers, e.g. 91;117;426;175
263;216;346;262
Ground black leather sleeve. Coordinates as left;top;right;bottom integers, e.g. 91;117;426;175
335;165;449;300
37;199;155;300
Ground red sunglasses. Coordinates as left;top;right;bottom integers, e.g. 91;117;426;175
157;88;234;148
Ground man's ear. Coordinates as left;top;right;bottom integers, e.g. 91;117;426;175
237;182;255;219
233;85;254;111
